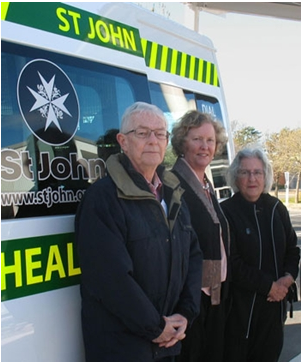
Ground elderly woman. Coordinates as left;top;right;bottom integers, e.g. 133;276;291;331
171;110;231;361
221;148;300;362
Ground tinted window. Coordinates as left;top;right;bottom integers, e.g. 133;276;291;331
1;41;151;219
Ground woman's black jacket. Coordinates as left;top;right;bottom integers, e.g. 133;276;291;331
172;158;231;304
75;154;202;361
221;192;300;334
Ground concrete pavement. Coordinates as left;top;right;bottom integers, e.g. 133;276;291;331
279;203;301;362
279;301;301;362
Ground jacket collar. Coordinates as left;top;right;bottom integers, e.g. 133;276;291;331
106;154;183;232
232;191;277;211
172;157;219;224
106;153;181;199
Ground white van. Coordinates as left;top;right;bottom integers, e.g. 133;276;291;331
1;2;234;361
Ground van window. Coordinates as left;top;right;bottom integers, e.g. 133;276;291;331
149;82;195;132
1;41;151;219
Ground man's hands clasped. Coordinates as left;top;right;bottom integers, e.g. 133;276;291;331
152;314;188;348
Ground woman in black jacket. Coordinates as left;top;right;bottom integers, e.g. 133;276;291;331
221;148;300;362
171;110;231;361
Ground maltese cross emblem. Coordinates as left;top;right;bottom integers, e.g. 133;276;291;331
17;59;79;146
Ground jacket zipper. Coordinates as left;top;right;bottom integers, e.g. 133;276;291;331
246;201;282;338
246;204;263;338
271;201;284;323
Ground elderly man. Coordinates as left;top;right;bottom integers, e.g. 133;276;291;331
75;102;202;361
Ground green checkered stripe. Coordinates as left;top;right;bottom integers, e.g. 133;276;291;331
141;38;220;87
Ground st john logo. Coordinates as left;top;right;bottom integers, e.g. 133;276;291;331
17;59;79;146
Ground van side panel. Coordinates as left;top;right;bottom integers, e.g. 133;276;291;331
1;2;234;361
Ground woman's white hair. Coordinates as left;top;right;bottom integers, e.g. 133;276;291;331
226;148;273;194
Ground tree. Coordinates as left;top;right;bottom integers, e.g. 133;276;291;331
231;121;263;152
280;128;301;203
265;132;284;196
265;128;301;201
163;145;177;169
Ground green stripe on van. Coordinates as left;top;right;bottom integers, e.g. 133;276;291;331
142;39;220;87
3;2;220;86
1;2;10;20
1;233;81;301
2;2;142;57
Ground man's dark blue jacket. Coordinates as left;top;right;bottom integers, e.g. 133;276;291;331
75;154;202;361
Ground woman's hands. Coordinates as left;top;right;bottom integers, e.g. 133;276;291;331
267;274;294;302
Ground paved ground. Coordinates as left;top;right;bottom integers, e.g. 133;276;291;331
278;203;301;362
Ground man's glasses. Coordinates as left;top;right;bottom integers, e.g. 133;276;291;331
238;169;264;179
125;128;170;140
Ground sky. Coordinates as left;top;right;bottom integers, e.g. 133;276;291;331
138;2;301;135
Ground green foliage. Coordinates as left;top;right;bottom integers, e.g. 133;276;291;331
265;127;301;199
233;126;263;152
266;128;301;175
163;145;177;169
